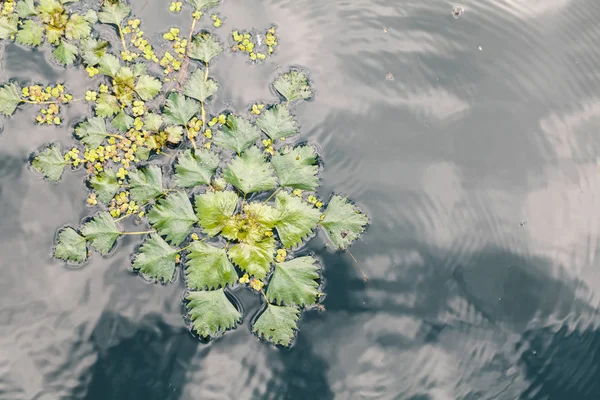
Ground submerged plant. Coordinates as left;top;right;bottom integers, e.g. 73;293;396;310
1;0;368;347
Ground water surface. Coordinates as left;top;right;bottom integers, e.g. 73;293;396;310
2;0;600;399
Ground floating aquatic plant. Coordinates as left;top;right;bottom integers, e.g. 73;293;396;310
0;0;368;347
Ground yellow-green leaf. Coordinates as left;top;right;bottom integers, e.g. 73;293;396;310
183;68;218;102
147;191;198;245
31;144;67;182
186;289;241;337
81;212;121;255
253;304;299;346
53;40;78;65
320;195;368;250
271;145;319;191
54;227;87;263
273;191;320;248
266;256;320;306
185;241;238;290
188;32;222;64
223;146;277;194
0;82;21;116
255;104;297;139
273;70;313;102
213;114;261;154
135;74;162;101
227;237;275;279
16;20;43;46
132;233;178;283
194;190;238;236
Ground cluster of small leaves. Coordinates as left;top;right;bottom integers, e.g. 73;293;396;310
0;0;97;65
0;81;74;122
231;26;278;62
18;0;368;347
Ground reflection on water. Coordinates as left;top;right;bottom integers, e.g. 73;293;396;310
2;0;600;398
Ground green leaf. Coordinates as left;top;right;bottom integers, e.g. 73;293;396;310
186;0;220;11
75;117;108;148
221;202;279;243
162;92;198;126
223;147;277;194
110;110;133;132
132;62;147;77
174;149;219;188
53;40;78;65
89;168;119;203
185;241;238;290
81;212;120;255
97;53;120;77
135;74;162;101
38;0;61;14
147;191;198;246
183;69;218;102
113;67;136;105
228;237;275;279
127;165;164;203
0;15;19;39
16;0;37;17
65;14;92;40
274;191;321;248
253;304;299;346
0;82;21;116
95;93;120;117
320;195;368;250
135;146;150;161
244;202;280;228
164;125;183;145
256;104;297;140
144;112;163;131
132;233;178;283
273;70;313;102
186;289;241;337
194;190;238;236
213;114;261;154
31;144;67;182
54;227;87;263
271;145;319;190
16;20;43;46
266;256;320;306
80;38;108;66
188;32;223;63
98;2;130;26
82;9;98;24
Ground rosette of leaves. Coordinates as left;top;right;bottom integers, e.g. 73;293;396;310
24;1;368;347
2;0;98;65
94;53;162;114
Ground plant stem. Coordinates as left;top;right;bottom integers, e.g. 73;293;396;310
200;62;209;130
107;134;125;140
120;230;154;235
21;99;80;105
186;126;197;150
264;188;280;203
346;249;369;283
187;17;198;52
114;214;129;222
179;243;193;252
118;25;128;51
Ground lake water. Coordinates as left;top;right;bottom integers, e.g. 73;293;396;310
2;0;600;399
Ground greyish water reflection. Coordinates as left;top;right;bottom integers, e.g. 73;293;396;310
2;0;600;398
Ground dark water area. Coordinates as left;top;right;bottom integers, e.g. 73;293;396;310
2;0;600;399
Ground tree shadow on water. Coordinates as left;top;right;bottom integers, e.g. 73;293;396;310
317;241;600;399
257;329;334;400
81;311;197;400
